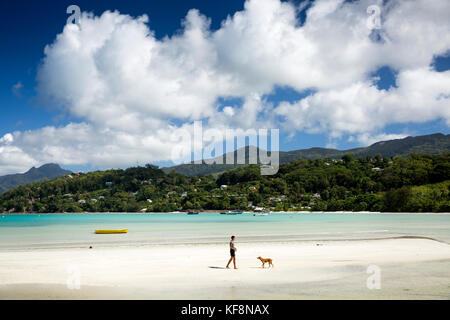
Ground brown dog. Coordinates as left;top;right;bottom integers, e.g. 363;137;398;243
257;256;274;268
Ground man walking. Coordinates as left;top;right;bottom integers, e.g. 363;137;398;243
226;235;237;269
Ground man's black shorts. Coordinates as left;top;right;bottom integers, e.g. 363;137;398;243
230;249;235;257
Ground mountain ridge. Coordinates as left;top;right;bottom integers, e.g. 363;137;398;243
162;133;450;176
0;163;72;194
0;133;448;191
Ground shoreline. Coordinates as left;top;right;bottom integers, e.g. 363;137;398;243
3;213;449;252
2;211;450;216
1;234;447;252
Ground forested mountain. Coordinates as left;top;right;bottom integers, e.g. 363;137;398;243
163;133;450;176
0;164;71;194
1;153;449;213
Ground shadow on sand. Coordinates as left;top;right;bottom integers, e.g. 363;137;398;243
209;266;266;269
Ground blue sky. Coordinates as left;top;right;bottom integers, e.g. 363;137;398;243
0;0;449;174
0;0;245;137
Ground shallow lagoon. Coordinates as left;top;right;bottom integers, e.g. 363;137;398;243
1;212;449;249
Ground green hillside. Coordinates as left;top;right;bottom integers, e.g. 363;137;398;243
163;133;450;176
1;152;449;213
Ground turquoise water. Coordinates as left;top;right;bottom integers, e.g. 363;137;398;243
0;213;449;249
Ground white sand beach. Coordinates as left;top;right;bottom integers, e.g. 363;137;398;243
1;237;449;299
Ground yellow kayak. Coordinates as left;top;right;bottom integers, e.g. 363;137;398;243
95;229;128;234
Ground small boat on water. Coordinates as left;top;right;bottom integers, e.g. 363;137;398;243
220;210;243;215
95;229;128;234
187;211;199;215
253;209;270;216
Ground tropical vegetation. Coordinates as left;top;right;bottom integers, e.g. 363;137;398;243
1;153;449;213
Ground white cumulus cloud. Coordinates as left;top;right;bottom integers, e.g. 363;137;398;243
0;0;449;175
